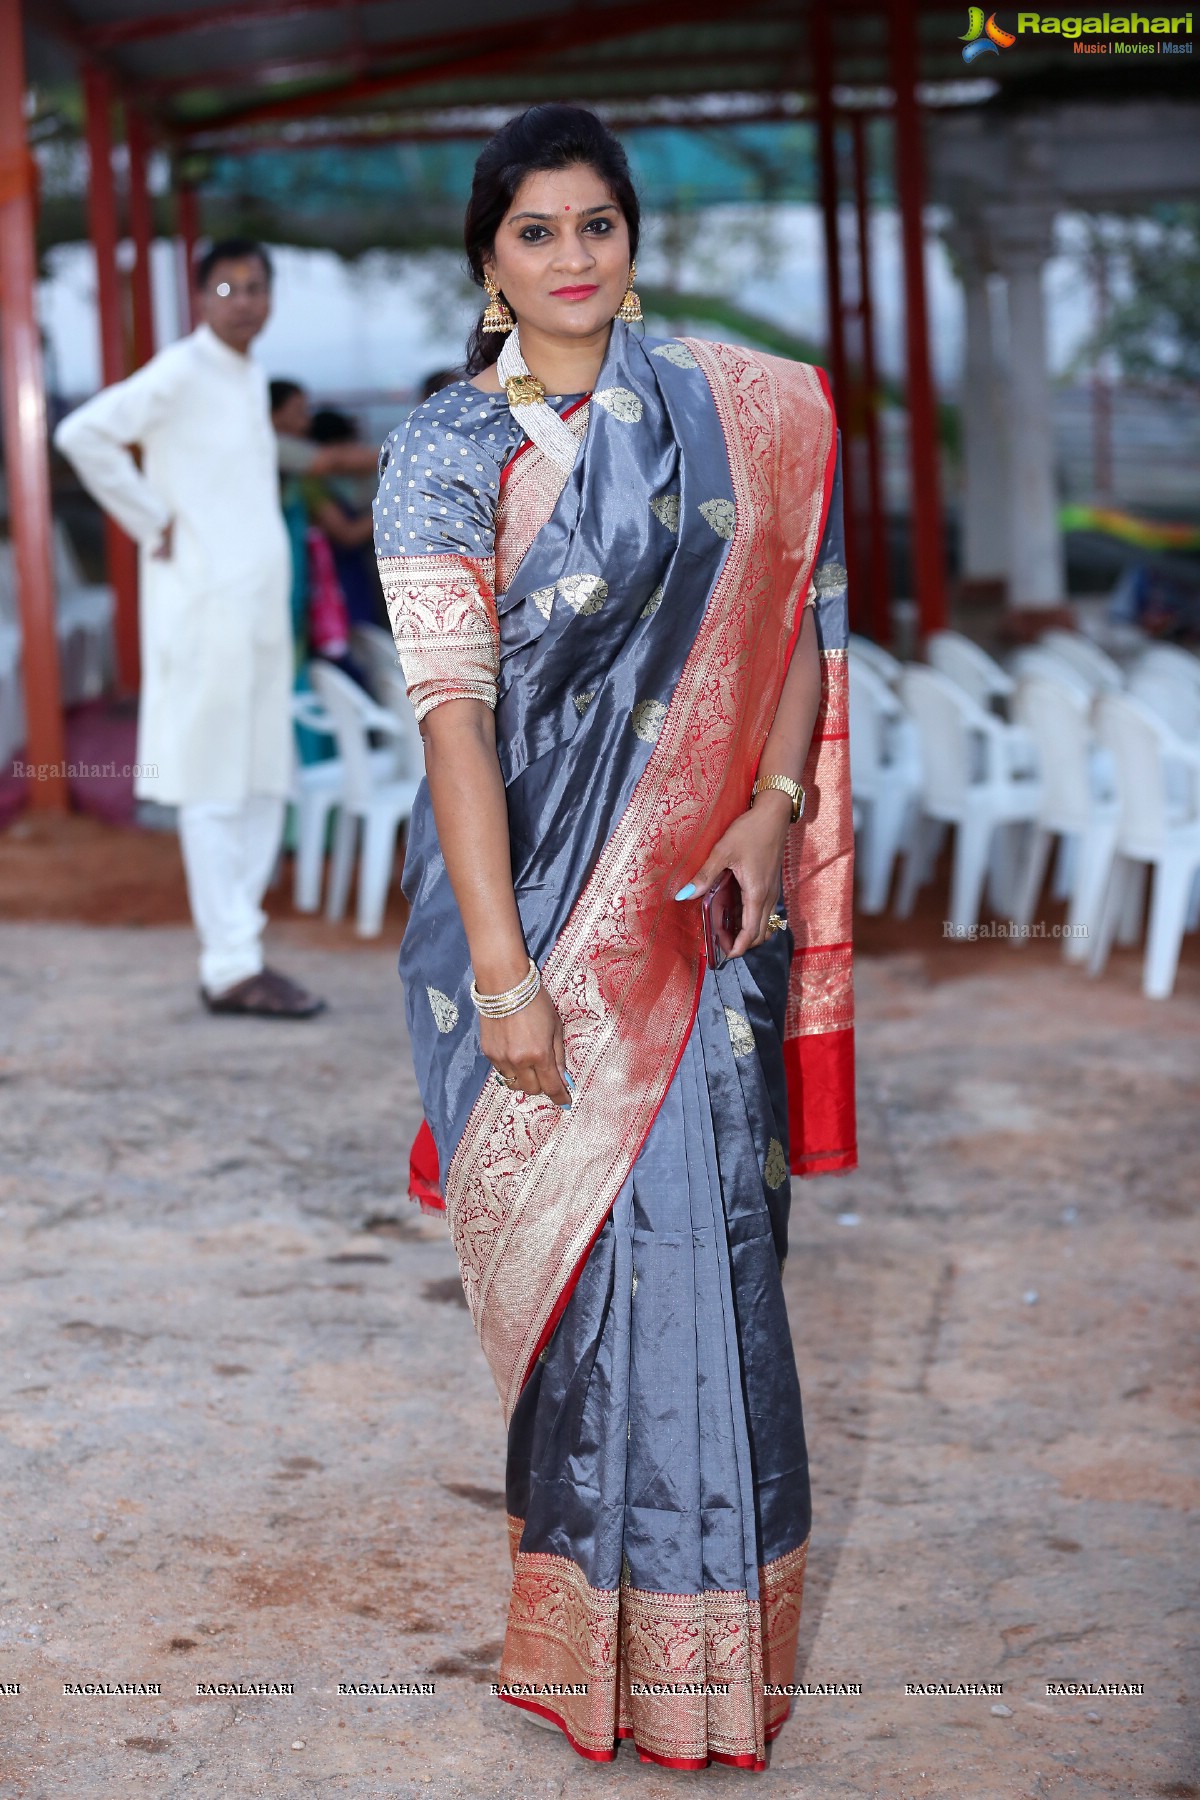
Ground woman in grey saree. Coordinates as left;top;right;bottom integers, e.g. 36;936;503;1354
373;107;856;1771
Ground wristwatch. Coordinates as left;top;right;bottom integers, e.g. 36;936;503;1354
751;773;805;824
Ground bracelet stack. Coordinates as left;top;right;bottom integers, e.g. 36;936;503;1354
470;956;541;1018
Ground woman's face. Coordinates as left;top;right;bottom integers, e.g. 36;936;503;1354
484;164;632;345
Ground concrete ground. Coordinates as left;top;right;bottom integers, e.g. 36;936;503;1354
0;917;1196;1800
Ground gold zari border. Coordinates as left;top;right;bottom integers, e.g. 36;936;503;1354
377;550;498;721
501;1519;809;1764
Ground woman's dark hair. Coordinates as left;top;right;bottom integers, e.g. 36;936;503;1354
463;105;640;375
310;406;358;444
268;378;304;415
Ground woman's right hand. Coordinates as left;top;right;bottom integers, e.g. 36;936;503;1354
480;986;572;1106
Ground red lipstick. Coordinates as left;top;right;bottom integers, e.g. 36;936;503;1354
549;284;599;301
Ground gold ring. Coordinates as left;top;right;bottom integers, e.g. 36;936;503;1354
492;1069;517;1089
767;912;787;936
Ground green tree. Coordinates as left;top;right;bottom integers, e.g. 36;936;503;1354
1091;206;1200;387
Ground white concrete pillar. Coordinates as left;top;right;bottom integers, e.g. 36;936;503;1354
987;203;1064;608
947;221;1009;586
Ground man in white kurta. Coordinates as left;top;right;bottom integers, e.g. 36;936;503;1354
55;239;324;1016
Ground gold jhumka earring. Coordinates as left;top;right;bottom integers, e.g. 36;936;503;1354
616;260;643;324
481;274;515;334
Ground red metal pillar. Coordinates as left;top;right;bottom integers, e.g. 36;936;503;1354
175;180;199;334
126;107;156;368
811;3;859;623
82;64;140;692
850;112;891;645
889;0;946;642
812;7;849;420
0;0;67;805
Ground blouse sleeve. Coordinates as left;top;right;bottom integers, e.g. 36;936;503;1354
372;401;505;723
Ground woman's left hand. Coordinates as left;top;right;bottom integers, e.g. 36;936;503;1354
676;789;794;958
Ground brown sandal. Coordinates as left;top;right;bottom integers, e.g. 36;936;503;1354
201;967;326;1019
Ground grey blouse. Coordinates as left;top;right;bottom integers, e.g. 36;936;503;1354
373;380;582;562
372;381;583;721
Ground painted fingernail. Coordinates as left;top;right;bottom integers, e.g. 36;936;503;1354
674;884;695;901
563;1071;576;1090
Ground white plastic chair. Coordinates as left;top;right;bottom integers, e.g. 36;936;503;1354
848;655;921;914
1010;674;1118;961
1128;663;1200;743
848;632;904;688
1088;692;1200;999
927;628;1037;776
288;688;406;914
1008;645;1094;702
348;621;425;776
0;619;24;764
53;522;115;702
349;622;400;699
1135;643;1200;698
896;665;1042;931
926;629;1014;712
308;659;421;937
1040;629;1124;695
289;691;343;913
0;532;114;714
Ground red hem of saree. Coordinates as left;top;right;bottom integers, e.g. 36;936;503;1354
783;1029;858;1177
638;1747;765;1771
499;1695;614;1761
408;1118;445;1210
500;1528;809;1768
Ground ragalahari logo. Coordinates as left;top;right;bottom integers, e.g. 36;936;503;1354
961;7;1017;57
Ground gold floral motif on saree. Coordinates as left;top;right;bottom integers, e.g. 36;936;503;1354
444;341;836;1422
499;1520;809;1766
377;551;499;722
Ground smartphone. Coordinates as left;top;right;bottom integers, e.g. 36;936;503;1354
701;869;742;970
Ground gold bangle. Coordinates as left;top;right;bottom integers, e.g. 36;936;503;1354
751;773;805;824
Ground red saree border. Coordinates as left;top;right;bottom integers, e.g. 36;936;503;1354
782;643;857;1173
785;1029;858;1174
443;343;837;1420
499;1519;810;1768
408;1119;444;1213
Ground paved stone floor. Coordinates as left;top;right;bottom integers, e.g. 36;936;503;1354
0;921;1196;1800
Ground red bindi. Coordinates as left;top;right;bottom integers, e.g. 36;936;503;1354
564;204;570;211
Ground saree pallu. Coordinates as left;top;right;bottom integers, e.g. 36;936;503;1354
375;325;855;1769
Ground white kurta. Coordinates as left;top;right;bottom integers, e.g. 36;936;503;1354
54;324;292;807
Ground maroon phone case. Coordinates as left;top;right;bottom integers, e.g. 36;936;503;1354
701;869;742;969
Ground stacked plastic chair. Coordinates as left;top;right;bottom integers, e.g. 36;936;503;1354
896;665;1041;932
308;659;421;938
848;653;921;914
1088;692;1200;999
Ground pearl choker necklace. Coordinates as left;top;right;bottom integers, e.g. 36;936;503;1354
496;326;584;474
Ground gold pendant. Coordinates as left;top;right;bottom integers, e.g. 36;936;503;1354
503;373;547;407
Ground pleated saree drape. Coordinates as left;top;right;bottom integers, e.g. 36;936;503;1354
375;323;856;1768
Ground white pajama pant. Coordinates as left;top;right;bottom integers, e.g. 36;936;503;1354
177;795;286;996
